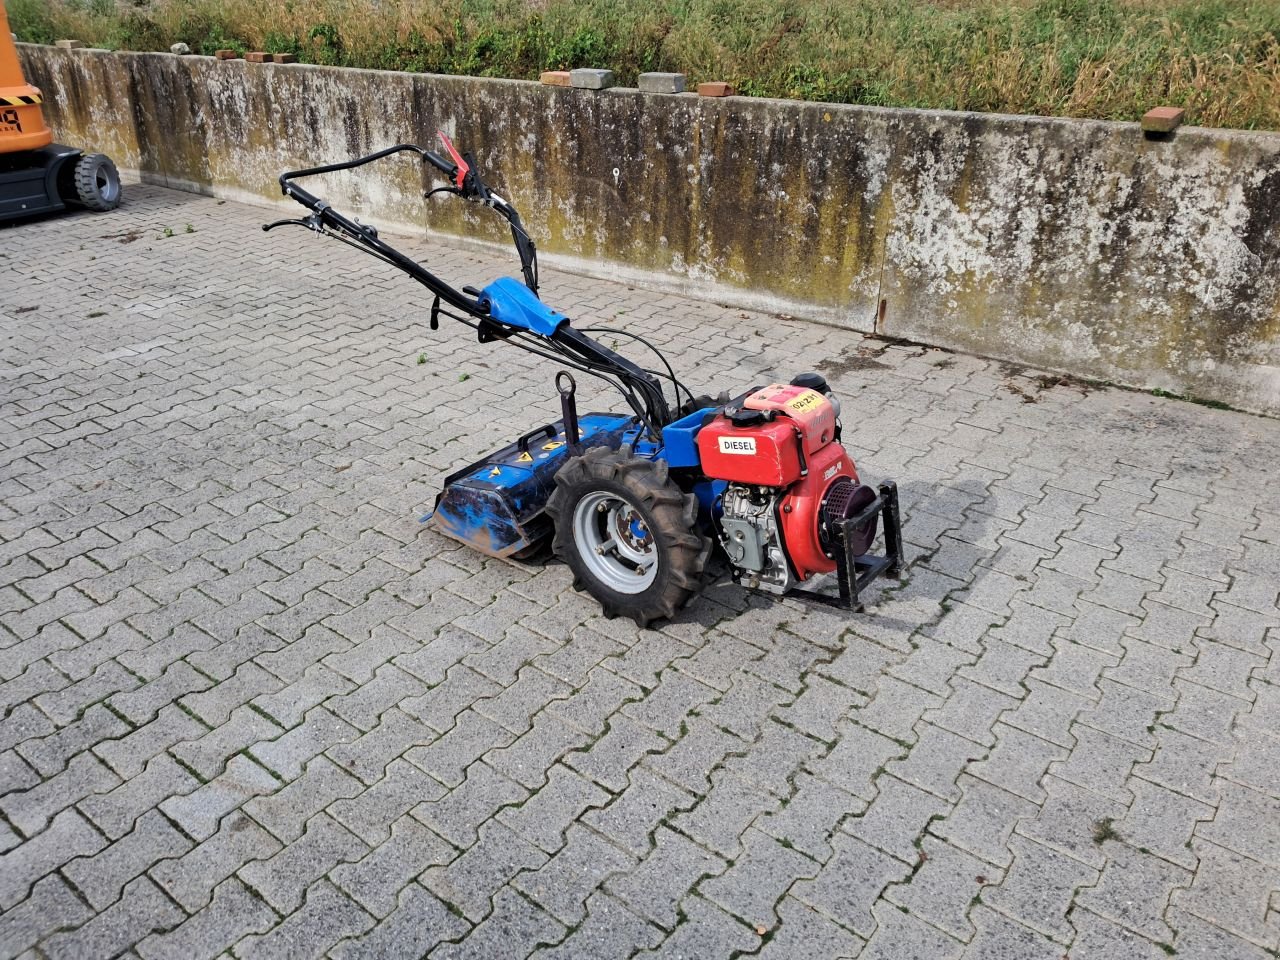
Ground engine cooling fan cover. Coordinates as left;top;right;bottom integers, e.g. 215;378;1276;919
818;479;879;558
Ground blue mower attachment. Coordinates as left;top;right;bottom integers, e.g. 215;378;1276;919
429;411;635;559
266;134;904;625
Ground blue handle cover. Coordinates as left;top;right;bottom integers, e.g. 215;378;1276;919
479;276;568;337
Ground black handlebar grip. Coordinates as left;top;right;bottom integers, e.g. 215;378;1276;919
282;181;322;209
423;150;457;178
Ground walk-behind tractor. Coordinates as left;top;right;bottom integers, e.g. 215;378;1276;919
267;137;904;625
0;6;121;222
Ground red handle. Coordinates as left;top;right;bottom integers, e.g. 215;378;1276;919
437;130;470;190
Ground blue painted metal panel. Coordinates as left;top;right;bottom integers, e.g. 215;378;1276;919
431;413;634;557
693;479;727;515
661;407;713;468
433;404;726;560
479;276;568;337
617;426;663;462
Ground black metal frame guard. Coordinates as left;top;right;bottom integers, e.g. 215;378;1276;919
786;481;904;612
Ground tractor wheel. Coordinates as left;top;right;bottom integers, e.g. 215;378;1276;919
71;154;122;212
548;447;710;627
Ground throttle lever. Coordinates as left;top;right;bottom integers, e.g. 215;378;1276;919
429;295;441;331
262;216;319;233
437;131;470;191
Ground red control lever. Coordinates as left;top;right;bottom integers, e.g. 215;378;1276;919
437;130;470;191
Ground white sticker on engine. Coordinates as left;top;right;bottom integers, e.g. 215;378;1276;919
718;436;757;455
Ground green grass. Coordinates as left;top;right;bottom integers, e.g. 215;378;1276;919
1092;817;1120;844
9;0;1280;129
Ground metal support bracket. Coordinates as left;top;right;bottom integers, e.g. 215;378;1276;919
557;371;581;457
786;481;904;612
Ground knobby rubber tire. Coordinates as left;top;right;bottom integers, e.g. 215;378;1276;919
72;153;122;212
548;447;710;627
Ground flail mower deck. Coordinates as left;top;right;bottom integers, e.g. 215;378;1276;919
266;137;903;626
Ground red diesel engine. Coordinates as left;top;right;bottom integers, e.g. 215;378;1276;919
696;375;880;591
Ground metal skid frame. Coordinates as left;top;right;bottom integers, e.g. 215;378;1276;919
786;481;905;612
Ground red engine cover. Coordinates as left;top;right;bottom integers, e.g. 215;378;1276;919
697;415;806;486
742;384;837;454
697;385;838;486
780;443;861;581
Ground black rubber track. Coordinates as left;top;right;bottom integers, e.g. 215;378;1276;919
547;447;711;627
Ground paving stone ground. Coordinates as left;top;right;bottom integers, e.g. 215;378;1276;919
2;183;1279;959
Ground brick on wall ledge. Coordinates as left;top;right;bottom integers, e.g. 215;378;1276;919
697;82;735;98
1141;107;1185;134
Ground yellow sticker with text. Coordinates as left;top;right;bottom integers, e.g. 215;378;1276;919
786;389;823;412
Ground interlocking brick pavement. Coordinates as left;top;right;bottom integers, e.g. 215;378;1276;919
3;183;1280;958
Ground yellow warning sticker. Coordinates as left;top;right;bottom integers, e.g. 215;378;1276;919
489;466;501;477
785;389;823;412
515;451;534;464
541;440;566;451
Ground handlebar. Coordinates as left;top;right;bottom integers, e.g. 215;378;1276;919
272;136;540;296
280;143;455;191
267;140;671;432
278;143;461;223
273;142;491;317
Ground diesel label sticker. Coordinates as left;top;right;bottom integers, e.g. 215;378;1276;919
718;436;757;455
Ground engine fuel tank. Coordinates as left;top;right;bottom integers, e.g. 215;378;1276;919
697;414;805;486
696;384;838;487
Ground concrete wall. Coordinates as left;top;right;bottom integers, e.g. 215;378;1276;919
19;45;1280;415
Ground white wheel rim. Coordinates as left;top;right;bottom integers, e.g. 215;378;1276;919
96;167;120;204
572;490;659;594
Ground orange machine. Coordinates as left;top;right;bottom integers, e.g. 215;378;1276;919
1;5;121;220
